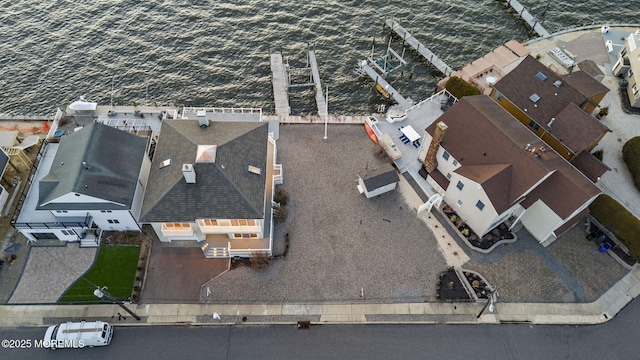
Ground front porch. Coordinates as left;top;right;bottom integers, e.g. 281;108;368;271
200;233;270;258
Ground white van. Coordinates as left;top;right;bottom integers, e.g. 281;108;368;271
43;321;113;349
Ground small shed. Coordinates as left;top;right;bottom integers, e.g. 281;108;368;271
357;163;400;199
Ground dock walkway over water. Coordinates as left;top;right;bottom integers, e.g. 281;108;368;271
384;19;453;77
270;53;291;118
270;50;328;119
308;51;327;117
497;0;550;38
358;61;412;109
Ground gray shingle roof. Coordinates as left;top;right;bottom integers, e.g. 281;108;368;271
38;122;148;210
0;148;8;176
139;120;269;223
360;163;399;191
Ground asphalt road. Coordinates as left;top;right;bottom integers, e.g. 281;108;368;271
2;299;639;359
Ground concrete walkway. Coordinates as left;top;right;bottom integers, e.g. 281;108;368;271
1;265;638;327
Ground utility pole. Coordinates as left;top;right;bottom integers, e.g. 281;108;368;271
324;85;328;140
94;287;141;321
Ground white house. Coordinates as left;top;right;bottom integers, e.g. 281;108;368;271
612;30;640;108
139;119;282;258
13;122;151;246
419;96;601;246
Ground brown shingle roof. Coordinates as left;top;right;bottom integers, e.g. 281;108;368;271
427;96;549;213
570;150;611;182
560;70;609;99
577;60;605;80
455;164;513;214
548;103;608;153
428;96;601;217
493;55;587;125
519;171;598;219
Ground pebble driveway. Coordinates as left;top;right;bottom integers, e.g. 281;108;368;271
8;243;96;304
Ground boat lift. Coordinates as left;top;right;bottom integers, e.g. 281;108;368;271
355;38;408;78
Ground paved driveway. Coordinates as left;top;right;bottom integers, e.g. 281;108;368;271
140;235;229;304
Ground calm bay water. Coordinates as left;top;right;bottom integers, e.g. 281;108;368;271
0;0;638;115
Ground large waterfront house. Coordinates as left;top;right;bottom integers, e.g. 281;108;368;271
13;122;151;246
612;30;640;108
490;55;609;162
419;96;601;246
138;119;282;258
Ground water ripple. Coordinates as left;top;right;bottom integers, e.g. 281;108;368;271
0;0;637;115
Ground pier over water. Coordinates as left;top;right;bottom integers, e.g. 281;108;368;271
384;19;453;77
497;0;550;38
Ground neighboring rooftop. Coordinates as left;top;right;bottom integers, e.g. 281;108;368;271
560;70;610;100
548;102;609;154
38;122;148;210
493;55;587;123
426;96;600;216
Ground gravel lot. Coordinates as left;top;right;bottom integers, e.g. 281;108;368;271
202;124;448;303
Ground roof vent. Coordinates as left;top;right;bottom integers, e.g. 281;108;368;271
554;80;562;88
160;159;171;168
547;118;556;127
82;161;90;170
525;143;531;151
529;94;540;103
535;72;547;81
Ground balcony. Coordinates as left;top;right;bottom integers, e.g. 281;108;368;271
161;223;194;237
196;219;262;234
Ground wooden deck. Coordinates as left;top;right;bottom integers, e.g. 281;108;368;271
384;19;453;77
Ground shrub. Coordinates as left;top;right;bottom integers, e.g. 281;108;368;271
598;106;609;118
273;188;289;206
273;206;288;224
249;251;271;269
592;149;604;161
622;137;640;191
589;194;640;258
444;76;481;99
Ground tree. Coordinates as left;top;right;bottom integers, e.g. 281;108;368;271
444;76;481;99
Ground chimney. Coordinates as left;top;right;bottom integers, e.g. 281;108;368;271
196;110;208;128
423;121;448;173
182;164;196;183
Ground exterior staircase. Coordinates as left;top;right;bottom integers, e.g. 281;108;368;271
199;241;228;258
79;237;100;248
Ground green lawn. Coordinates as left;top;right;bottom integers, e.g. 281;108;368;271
60;245;140;304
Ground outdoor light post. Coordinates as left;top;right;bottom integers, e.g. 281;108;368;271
94;286;141;321
476;287;498;319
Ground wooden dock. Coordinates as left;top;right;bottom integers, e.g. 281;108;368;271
270;53;291;117
308;51;327;117
359;61;413;109
498;0;550;38
384;19;453;77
